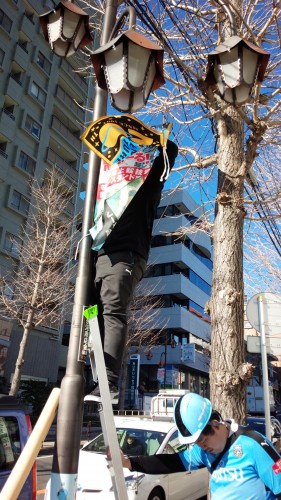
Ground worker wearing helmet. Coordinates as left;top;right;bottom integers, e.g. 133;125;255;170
120;393;281;499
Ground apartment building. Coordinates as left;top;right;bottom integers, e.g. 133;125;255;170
130;188;213;397
0;0;94;387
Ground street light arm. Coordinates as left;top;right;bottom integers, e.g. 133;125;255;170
214;0;237;36
109;6;136;40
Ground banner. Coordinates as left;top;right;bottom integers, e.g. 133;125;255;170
81;114;169;164
81;115;171;251
128;354;140;408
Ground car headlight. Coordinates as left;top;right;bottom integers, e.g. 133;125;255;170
125;474;145;490
110;474;145;492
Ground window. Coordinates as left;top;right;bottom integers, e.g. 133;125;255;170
190;243;213;270
10;190;29;215
4;232;22;257
10;71;23;86
189;299;210;318
18;151;35;175
36;51;51;74
3;106;15;120
0;142;8;159
0;47;4;66
0;9;12;34
155;205;181;218
25;115;41;139
151;234;175;247
189;269;211;295
18;40;28;53
25;11;34;23
30;82;46;106
144;263;173;278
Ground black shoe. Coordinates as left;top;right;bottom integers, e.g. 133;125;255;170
84;381;119;403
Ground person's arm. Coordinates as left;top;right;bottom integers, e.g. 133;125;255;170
123;452;186;474
246;435;281;496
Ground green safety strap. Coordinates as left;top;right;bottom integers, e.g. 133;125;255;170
83;305;98;319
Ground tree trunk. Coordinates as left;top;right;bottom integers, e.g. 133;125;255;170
9;310;34;396
209;107;252;421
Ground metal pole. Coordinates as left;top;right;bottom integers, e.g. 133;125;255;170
257;294;271;441
164;341;167;389
49;1;119;497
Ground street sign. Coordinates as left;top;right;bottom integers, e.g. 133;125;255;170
247;335;281;355
181;344;195;363
246;293;281;336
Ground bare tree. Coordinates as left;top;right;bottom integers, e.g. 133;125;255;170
118;285;165;409
0;170;77;396
81;0;281;420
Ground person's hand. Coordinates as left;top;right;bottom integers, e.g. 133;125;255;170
106;446;132;470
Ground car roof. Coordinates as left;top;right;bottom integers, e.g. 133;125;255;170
113;417;177;433
247;416;265;421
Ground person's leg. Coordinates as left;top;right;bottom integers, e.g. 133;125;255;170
95;251;146;384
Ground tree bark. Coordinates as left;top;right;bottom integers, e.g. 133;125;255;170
210;106;253;421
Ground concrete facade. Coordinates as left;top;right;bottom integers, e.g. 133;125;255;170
0;0;94;387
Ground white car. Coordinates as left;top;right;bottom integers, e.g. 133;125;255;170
76;416;208;500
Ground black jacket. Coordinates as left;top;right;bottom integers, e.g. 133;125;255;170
99;140;178;261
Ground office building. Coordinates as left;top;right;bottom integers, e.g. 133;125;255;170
0;0;93;388
130;188;213;397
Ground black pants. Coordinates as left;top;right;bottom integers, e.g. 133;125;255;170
94;251;146;382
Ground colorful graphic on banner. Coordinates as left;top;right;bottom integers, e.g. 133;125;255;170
90;151;156;250
81;114;169;165
81;115;171;251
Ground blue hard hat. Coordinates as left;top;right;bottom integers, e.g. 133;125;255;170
174;392;212;444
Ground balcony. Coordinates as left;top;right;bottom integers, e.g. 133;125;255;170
64;199;75;216
136;304;211;343
22;0;43;14
13;42;29;69
154;213;212;260
56;85;85;122
19;13;35;38
140;272;210;318
0;149;8;160
51;116;81;152
5;75;23;104
60;59;88;95
0;109;16;140
46;148;78;182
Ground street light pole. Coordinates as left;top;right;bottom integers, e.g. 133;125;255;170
49;1;119;497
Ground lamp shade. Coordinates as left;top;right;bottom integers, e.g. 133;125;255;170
39;1;92;57
205;36;270;104
91;29;165;113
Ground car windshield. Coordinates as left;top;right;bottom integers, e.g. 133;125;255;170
83;427;167;456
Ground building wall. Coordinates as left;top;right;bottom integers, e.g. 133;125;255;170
0;0;94;387
132;188;213;396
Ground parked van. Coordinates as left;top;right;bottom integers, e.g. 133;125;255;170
0;394;36;499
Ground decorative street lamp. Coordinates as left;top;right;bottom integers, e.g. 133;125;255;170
39;1;92;57
204;0;270;104
205;36;270;104
91;7;165;112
